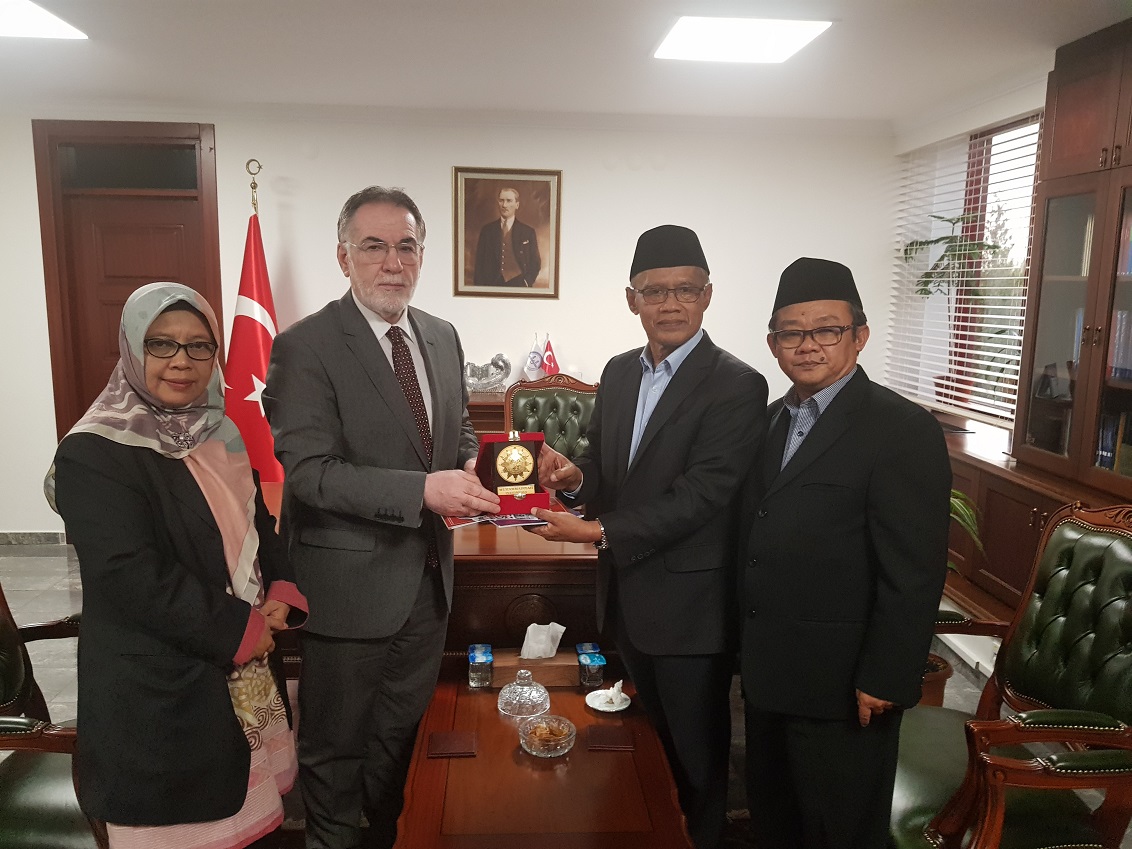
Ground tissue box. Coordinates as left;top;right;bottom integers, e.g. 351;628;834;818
491;649;579;688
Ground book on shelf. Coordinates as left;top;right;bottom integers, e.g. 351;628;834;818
1096;412;1120;470
1110;310;1132;380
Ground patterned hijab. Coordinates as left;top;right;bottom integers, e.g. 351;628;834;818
46;282;263;605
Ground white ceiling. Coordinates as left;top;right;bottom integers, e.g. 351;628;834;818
2;0;1130;130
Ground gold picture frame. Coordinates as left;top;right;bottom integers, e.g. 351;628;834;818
453;166;561;298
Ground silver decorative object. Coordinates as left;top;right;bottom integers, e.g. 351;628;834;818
464;354;511;392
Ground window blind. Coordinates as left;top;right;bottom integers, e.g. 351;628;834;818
886;115;1041;423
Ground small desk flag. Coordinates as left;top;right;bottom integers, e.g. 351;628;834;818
542;336;560;375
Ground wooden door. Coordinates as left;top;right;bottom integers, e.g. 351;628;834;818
33;121;222;438
63;195;208;421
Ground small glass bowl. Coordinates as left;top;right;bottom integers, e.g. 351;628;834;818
518;714;576;758
497;669;551;718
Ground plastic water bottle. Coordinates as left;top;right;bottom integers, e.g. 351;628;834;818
468;644;493;688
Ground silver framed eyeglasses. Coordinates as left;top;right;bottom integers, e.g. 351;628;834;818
143;338;218;361
345;239;422;265
629;285;707;305
770;325;854;349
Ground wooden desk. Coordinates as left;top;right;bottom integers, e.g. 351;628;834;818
449;524;597;651
257;485;598;662
396;663;692;849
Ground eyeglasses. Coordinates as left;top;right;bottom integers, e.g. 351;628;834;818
345;239;423;265
770;325;855;349
144;338;218;361
629;285;707;305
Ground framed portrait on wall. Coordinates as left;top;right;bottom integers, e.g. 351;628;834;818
453;166;561;298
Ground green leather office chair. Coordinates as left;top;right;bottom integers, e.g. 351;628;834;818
0;582;101;849
504;374;598;464
892;502;1132;849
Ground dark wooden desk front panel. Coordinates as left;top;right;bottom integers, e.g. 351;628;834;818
449;524;598;651
259;483;599;656
396;662;692;848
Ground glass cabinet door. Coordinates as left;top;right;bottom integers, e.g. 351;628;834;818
1094;186;1132;475
1023;193;1095;457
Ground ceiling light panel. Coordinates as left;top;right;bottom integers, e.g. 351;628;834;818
0;0;87;39
655;17;830;63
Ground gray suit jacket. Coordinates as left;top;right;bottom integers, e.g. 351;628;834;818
264;292;479;638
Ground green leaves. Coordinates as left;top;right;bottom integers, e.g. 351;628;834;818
948;488;983;571
903;214;1002;297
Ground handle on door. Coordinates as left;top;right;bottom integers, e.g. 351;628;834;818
1082;325;1092;354
1038;511;1050;530
1116;145;1124;167
1029;507;1038;527
1094;326;1104;346
1101;147;1110;168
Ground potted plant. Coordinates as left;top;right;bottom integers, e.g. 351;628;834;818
921;488;984;706
903;213;1002;404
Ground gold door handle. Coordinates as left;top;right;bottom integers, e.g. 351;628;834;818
1094;326;1103;346
1029;507;1038;527
1101;147;1110;168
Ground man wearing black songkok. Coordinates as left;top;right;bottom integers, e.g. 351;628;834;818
739;257;951;848
529;225;769;849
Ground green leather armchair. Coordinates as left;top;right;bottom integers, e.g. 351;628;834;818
0;583;101;849
504;374;598;464
892;502;1132;848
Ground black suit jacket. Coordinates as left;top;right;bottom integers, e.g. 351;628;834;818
263;293;479;638
739;368;951;721
563;333;768;656
473;218;541;286
52;432;294;825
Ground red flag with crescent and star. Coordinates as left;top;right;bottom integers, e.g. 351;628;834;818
542;336;561;375
225;214;283;481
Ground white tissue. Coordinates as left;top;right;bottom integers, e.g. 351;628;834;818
519;621;566;658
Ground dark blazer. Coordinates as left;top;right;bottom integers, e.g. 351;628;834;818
263;293;479;638
473;218;541;287
52;432;295;825
563;333;768;656
739;368;951;721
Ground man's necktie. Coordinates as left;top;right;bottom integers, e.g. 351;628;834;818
387;325;439;568
387;326;433;465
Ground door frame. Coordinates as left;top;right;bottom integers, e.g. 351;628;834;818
32;119;222;439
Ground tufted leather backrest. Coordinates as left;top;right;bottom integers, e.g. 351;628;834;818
505;375;598;463
998;508;1132;723
0;585;31;718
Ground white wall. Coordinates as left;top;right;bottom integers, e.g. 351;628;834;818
1;103;895;532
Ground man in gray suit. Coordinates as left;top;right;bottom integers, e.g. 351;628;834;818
264;185;499;849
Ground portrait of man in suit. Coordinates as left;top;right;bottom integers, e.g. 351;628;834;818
739;257;951;849
529;225;769;849
263;185;499;849
454;167;561;298
473;186;541;287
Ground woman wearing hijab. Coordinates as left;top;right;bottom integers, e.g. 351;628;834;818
46;282;307;849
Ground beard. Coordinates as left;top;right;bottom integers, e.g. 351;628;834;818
353;272;418;321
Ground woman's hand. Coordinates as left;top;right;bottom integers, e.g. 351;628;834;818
251;611;276;659
260;600;291;632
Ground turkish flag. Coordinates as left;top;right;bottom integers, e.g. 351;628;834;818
225;214;283;481
542;337;560;375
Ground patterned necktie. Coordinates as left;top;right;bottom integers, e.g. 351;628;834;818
387;325;433;465
387;325;439;569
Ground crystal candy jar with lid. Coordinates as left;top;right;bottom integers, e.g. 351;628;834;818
496;669;550;718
